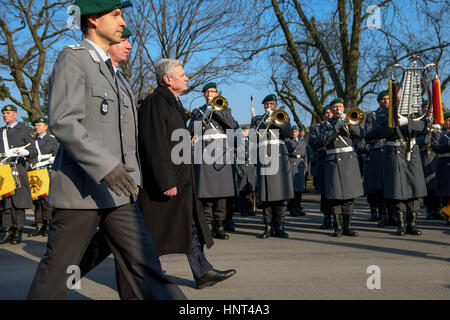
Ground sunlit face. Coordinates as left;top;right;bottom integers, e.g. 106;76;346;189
379;96;389;109
203;87;218;105
444;117;450;130
264;101;277;112
299;130;305;138
421;104;429;115
293;130;299;139
34;122;48;136
242;129;249;138
108;36;132;65
165;65;189;97
2;111;17;125
89;8;126;45
323;109;333;120
331;103;345;119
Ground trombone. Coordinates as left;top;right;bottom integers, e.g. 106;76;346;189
256;108;290;138
345;108;365;125
199;95;228;129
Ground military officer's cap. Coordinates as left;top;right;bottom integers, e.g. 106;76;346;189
72;0;132;16
202;82;217;93
292;125;299;131
422;100;429;107
32;117;47;125
122;27;132;38
262;94;277;104
321;104;331;116
444;112;450;120
1;105;17;112
330;97;344;106
377;90;389;101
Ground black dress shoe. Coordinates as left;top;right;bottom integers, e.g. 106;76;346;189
289;209;299;217
258;226;271;239
28;225;44;237
273;226;289;238
195;269;236;289
296;207;306;216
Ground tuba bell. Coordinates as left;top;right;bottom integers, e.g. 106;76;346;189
345;108;365;125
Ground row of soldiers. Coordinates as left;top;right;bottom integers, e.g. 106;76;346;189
0;106;58;245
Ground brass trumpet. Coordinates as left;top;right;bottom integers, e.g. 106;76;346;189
210;95;228;112
345;108;365;125
270;109;290;127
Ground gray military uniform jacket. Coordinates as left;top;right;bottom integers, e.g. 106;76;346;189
431;127;450;197
0;123;37;209
308;123;326;193
236;137;257;193
33;134;59;163
188;104;239;198
251;114;294;202
48;40;141;209
369;108;427;200
285;138;307;193
317;119;364;200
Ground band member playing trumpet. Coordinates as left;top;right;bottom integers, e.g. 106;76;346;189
188;82;239;240
251;94;294;239
0;105;37;245
317;98;363;237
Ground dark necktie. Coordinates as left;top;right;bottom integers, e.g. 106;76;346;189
105;59;115;78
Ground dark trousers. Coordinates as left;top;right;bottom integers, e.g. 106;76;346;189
326;198;355;216
288;192;303;209
320;194;331;217
423;189;441;214
33;198;53;224
202;198;227;224
186;219;213;279
1;208;25;229
262;200;287;226
28;202;185;300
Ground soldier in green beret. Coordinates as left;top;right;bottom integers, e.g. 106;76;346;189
202;82;217;93
28;0;185;300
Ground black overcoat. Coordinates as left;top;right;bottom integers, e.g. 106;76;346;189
138;86;213;256
431;127;450;197
416;128;437;190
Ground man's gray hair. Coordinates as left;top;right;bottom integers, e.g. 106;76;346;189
155;59;183;86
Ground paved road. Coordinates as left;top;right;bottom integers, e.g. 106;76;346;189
0;198;449;300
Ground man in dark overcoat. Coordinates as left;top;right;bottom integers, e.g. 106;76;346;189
139;59;236;289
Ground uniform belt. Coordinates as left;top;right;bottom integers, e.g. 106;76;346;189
439;153;450;158
201;133;227;140
385;138;416;148
259;140;285;147
326;146;354;155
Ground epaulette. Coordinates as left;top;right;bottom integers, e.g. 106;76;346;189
64;44;86;50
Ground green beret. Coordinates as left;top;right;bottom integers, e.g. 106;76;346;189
241;126;249;130
32;117;47;125
422;100;429;107
1;105;17;112
444;112;450;120
262;94;277;104
321;104;331;116
292;125;299;131
330;98;344;106
202;82;217;93
299;127;304;132
122;27;132;38
72;0;132;16
377;90;389;101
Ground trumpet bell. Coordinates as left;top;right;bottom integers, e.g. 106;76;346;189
345;108;365;125
210;96;228;112
270;109;290;127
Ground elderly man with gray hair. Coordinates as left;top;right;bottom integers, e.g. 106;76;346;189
138;59;236;290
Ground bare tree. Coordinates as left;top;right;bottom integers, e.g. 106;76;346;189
0;0;72;121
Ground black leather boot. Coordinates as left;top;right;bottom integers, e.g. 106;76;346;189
42;221;50;237
406;211;422;235
213;221;229;240
0;228;15;244
273;223;289;238
368;206;378;222
289;208;299;217
377;208;388;227
28;224;44;237
296;207;306;216
333;214;343;237
343;214;358;237
10;228;23;245
258;225;272;239
395;211;406;236
320;215;332;229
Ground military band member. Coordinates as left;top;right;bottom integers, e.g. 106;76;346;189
369;95;427;236
287;125;307;217
309;105;334;229
236;126;257;217
28;117;59;237
0;105;37;245
430;111;450;225
251;94;294;239
416;100;441;220
188;82;239;240
28;0;184;300
318;98;363;237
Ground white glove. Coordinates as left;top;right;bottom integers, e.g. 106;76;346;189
334;119;346;131
339;111;346;120
38;154;52;162
432;124;441;130
398;114;408;126
9;147;29;157
204;105;213;117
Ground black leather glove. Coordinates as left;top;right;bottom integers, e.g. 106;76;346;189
103;163;138;197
